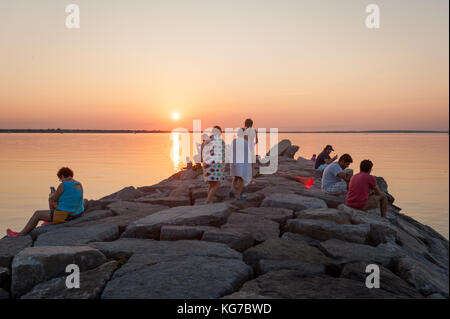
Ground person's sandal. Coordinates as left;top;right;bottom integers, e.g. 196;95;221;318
6;229;19;237
237;194;247;201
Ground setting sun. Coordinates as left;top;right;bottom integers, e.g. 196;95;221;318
172;113;180;120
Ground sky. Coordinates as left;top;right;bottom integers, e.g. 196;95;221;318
0;0;448;131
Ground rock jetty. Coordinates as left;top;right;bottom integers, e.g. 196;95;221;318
0;139;448;299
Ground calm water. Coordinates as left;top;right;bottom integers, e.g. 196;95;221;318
0;133;448;238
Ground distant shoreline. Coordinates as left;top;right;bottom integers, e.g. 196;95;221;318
0;129;448;134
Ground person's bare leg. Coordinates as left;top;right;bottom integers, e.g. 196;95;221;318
48;198;57;210
235;177;244;198
231;178;236;191
19;210;52;235
380;194;388;218
206;182;220;204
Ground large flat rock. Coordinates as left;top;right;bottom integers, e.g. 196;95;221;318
107;201;168;216
243;235;333;271
100;186;143;201
121;203;234;239
285;219;370;244
30;210;115;239
255;260;325;276
101;255;252;299
319;239;405;266
222;213;280;243
160;225;216;241
294;189;345;208
223;270;401;299
0;235;32;268
262;193;327;211
135;196;191;207
12;246;106;297
21;261;118;299
34;224;120;247
89;238;242;260
202;228;255;252
295;208;352;224
239;207;294;225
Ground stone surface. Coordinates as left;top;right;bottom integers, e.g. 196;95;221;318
340;262;424;298
160;225;216;241
122;203;234;239
0;235;32;268
0;266;10;290
239;207;294;225
394;256;449;298
319;239;404;266
285;219;370;244
102;255;252;299
256;260;325;276
295;208;352;224
90;238;242;260
222;213;280;243
202;228;255;252
243;236;333;270
100;186;142;201
21;261;118;299
228;193;265;209
12;246;106;297
294;189;345;208
0;288;9;299
136;196;191;207
282;145;299;158
107;201;168;216
266;139;291;156
223;270;400;299
34;224;120;247
262;193;327;211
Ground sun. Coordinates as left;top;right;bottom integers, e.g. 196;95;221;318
172;113;180;120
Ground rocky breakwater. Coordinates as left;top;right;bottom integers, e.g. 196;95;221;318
0;139;448;299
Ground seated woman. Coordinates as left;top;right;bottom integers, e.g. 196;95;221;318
7;167;84;237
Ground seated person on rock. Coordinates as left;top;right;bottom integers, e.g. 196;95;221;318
321;154;353;195
7;167;84;237
346;160;389;219
315;145;338;171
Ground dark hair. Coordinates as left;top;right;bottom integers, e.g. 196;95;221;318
213;126;222;133
339;154;353;163
360;160;373;173
244;118;253;127
57;167;74;179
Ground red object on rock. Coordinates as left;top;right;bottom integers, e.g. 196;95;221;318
295;176;315;189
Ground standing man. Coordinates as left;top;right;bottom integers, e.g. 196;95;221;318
321;154;353;195
346;160;391;220
315;145;338;171
243;118;258;182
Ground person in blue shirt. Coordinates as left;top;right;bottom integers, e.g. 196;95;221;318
7;167;84;237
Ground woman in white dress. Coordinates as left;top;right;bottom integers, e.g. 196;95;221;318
230;128;252;200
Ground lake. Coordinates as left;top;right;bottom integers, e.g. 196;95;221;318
0;133;448;238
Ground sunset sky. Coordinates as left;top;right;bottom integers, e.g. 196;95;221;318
0;0;448;131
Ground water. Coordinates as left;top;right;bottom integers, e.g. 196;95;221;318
0;133;448;238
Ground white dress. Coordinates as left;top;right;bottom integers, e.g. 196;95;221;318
230;137;252;185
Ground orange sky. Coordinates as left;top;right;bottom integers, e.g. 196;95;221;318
0;0;448;131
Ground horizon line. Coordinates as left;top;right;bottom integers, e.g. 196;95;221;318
0;129;448;134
